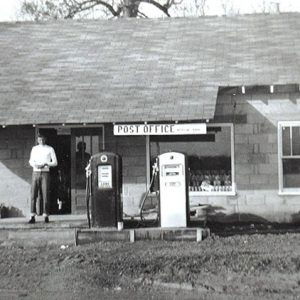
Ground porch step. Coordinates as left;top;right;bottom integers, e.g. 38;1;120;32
0;228;77;247
0;214;88;246
0;214;88;229
0;216;210;246
76;227;210;245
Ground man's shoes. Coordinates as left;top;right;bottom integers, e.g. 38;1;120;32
28;216;35;224
44;216;49;223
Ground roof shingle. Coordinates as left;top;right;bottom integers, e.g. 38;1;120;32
1;13;300;125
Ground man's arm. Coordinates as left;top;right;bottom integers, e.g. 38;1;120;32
29;147;37;168
47;147;58;167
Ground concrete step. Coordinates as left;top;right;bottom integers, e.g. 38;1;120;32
0;214;88;229
0;228;77;247
76;227;210;245
0;215;210;246
0;214;89;246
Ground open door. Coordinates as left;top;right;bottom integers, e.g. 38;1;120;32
71;127;104;214
38;128;71;214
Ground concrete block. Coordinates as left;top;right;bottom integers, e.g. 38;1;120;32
133;228;210;242
77;229;131;245
227;198;238;206
236;164;255;175
0;139;8;149
268;154;279;164
123;156;145;167
264;193;282;205
248;154;267;164
0;149;10;159
268;134;278;144
196;228;202;242
6;229;76;246
4;160;25;169
235;124;253;134
136;176;147;183
235;144;253;154
247;112;266;124
129;229;135;243
235;134;248;144
236;174;250;185
253;124;260;135
253;144;259;153
119;146;146;156
8;139;24;149
249;175;269;185
258;163;277;174
235;153;250;163
268;174;278;186
245;194;265;205
130;166;146;177
259;143;277;154
258;123;276;134
123;177;138;184
248;134;270;145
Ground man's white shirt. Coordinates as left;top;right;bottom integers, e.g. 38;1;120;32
29;144;58;172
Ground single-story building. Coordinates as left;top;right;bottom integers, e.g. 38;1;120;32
0;13;300;223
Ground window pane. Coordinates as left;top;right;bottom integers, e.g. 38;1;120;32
283;158;300;188
92;135;100;154
150;126;232;192
292;126;300;156
282;126;291;156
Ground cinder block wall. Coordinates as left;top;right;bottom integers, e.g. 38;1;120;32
200;90;300;223
0;126;34;217
105;125;147;216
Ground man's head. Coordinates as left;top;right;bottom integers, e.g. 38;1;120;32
77;141;86;152
37;134;46;145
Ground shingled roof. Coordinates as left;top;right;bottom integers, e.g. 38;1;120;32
1;13;300;125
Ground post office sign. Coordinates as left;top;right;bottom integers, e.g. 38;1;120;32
113;123;206;136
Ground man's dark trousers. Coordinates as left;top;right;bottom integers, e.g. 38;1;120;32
31;171;50;215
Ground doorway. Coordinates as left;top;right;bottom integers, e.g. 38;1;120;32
71;127;104;214
38;128;71;214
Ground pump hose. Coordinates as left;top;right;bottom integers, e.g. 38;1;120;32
139;169;159;225
85;174;91;228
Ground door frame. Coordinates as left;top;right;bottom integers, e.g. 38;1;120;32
36;124;105;214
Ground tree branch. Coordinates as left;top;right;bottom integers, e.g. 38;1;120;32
137;9;148;18
140;0;171;17
64;0;121;18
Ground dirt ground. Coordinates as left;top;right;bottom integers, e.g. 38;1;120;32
0;232;299;300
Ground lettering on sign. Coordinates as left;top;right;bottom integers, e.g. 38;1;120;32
113;123;206;136
98;165;112;189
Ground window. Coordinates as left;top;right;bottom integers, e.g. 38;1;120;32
148;123;235;195
278;122;300;194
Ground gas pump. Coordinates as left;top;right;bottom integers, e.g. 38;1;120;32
86;152;122;228
158;152;189;227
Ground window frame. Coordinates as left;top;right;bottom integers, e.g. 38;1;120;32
278;121;300;195
146;123;236;196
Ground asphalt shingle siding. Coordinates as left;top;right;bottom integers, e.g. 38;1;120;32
1;13;300;125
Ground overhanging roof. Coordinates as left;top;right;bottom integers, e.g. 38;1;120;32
1;13;300;125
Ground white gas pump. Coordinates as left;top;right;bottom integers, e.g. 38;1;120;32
159;152;189;227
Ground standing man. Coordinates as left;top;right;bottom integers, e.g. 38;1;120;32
28;134;58;224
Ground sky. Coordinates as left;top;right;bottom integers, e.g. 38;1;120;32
1;0;300;21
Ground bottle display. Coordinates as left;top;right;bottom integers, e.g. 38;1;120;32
189;169;232;192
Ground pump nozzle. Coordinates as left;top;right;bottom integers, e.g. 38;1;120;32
152;157;159;175
85;162;91;178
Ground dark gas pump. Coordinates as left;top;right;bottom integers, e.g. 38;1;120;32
86;152;122;228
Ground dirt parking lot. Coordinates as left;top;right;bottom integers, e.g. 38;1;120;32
0;231;299;299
